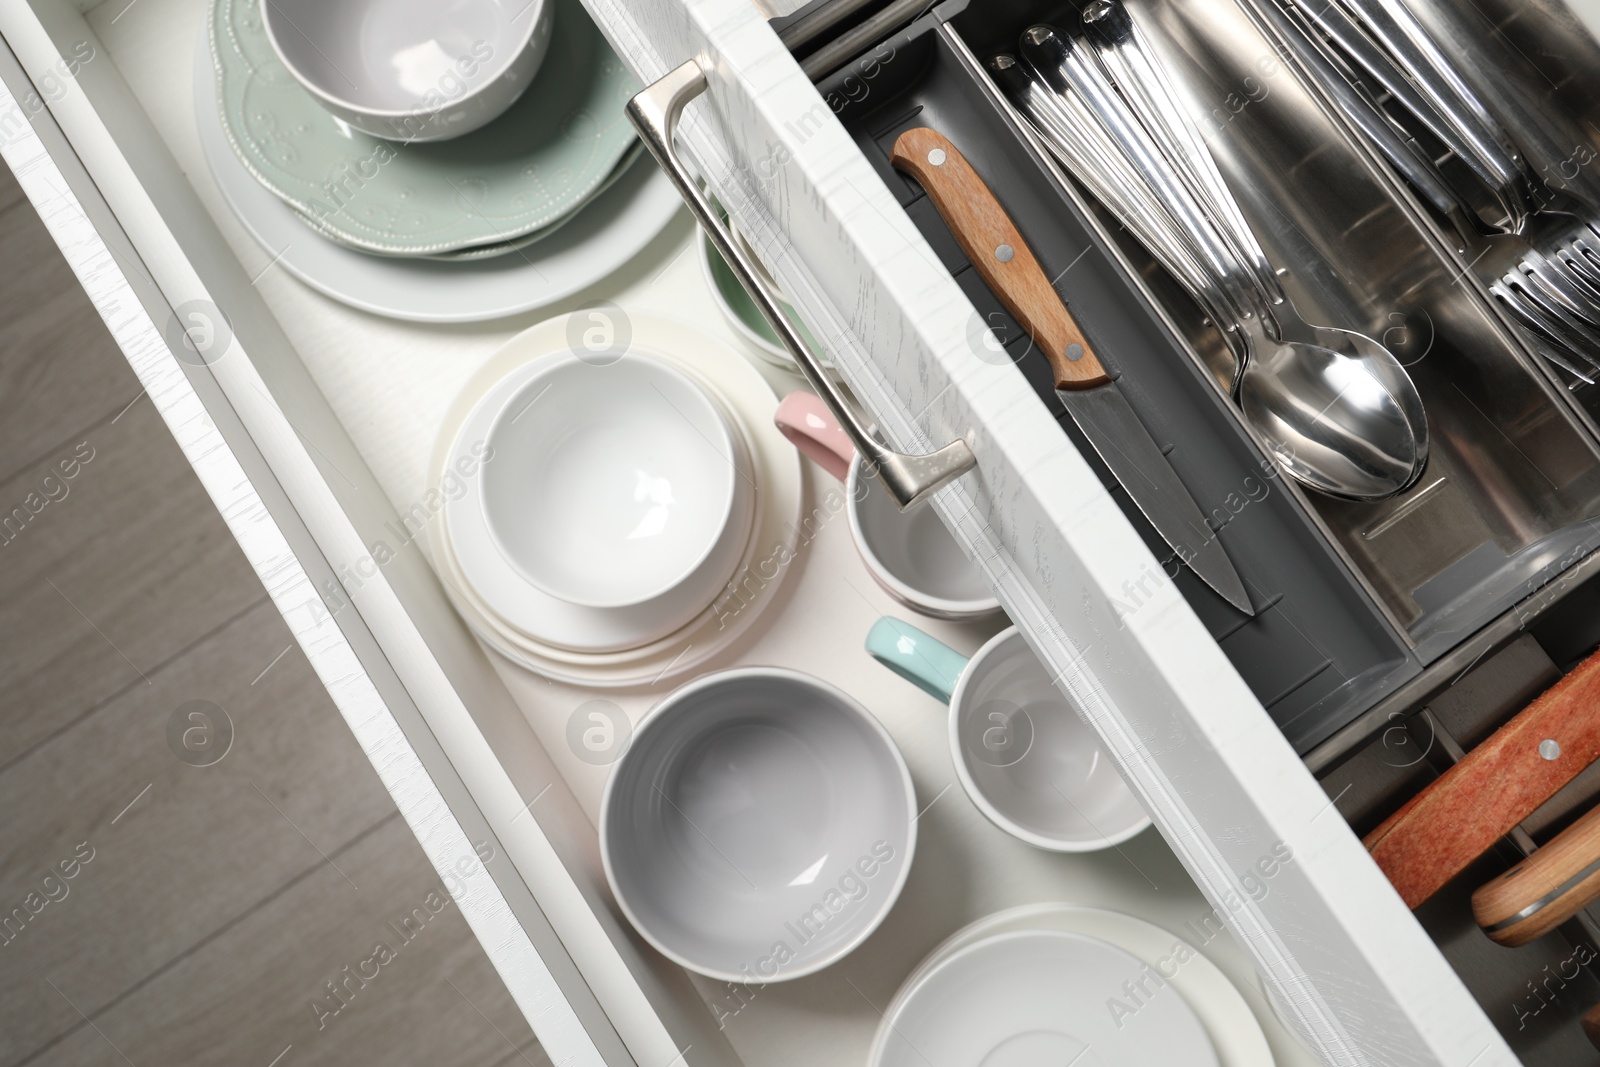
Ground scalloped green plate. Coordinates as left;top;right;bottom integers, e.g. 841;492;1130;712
210;0;639;256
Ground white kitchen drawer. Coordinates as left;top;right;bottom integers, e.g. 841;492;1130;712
7;0;1600;1063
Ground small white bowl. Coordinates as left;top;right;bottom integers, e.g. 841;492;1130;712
260;0;553;142
601;668;916;982
481;353;746;619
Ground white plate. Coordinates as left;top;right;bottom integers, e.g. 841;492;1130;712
883;904;1273;1067
193;33;681;323
446;352;757;652
427;312;803;686
875;928;1219;1067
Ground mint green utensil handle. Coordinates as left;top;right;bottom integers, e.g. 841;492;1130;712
865;617;969;705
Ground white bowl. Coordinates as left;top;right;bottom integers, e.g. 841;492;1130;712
601;668;916;982
260;0;553;142
480;352;749;617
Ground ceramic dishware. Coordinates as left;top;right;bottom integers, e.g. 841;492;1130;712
196;33;680;322
482;353;744;609
213;0;639;256
259;0;553;142
430;312;801;686
867;618;1150;851
448;349;756;653
699;228;790;366
601;668;916;982
775;392;1000;620
872;929;1218;1067
695;202;826;368
884;903;1271;1067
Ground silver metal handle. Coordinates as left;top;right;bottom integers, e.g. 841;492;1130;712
1081;0;1286;309
625;61;977;510
1329;0;1529;224
1261;0;1479;232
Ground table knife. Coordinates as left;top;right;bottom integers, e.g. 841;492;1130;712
890;126;1252;616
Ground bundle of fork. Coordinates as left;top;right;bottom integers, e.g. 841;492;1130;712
1263;0;1600;383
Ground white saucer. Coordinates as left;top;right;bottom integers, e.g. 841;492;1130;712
881;904;1271;1067
874;928;1219;1067
427;312;802;687
193;33;682;323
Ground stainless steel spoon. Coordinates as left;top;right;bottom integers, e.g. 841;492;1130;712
1018;23;1428;500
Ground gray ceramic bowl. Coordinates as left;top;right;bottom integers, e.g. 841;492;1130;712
260;0;553;142
601;668;916;982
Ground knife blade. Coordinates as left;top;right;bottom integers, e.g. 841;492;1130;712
889;126;1252;615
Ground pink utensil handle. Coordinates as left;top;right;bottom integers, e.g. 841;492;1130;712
775;390;855;483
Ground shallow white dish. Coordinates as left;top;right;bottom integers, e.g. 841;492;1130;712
601;667;916;982
892;904;1274;1067
450;352;756;652
426;312;802;685
874;929;1218;1067
194;34;682;323
260;0;552;142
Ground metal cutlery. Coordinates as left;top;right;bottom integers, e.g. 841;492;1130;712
889;125;1256;614
1008;22;1429;501
1269;0;1600;381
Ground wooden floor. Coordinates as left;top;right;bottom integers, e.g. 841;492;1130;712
0;162;549;1067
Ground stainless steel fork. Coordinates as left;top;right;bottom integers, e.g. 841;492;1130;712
1269;0;1600;381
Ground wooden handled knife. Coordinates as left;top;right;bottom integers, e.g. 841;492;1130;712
1473;800;1600;946
1365;648;1600;908
890;126;1252;615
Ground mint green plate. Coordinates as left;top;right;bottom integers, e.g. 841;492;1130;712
210;0;639;257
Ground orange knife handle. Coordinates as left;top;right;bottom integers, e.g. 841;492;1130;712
889;127;1108;391
1365;648;1600;908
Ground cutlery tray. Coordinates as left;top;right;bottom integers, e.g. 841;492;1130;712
814;0;1600;755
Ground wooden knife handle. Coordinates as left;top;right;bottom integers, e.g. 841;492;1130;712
1364;648;1600;908
1473;802;1600;946
889;127;1110;391
1584;1002;1600;1051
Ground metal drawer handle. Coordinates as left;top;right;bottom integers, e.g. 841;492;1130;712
626;60;978;510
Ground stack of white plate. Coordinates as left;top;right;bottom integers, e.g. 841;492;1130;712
428;312;803;687
196;0;681;322
873;904;1276;1067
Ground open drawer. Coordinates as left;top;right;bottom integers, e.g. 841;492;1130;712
8;0;1600;1062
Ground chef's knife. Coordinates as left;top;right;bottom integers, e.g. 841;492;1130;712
890;126;1253;615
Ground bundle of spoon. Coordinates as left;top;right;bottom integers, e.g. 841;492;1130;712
988;5;1430;502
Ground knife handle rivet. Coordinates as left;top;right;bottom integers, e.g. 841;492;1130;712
1540;739;1561;761
1065;343;1085;361
927;148;946;166
994;243;1015;263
